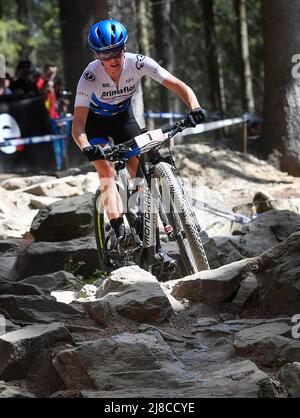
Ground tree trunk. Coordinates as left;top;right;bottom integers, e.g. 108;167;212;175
262;0;300;176
59;0;103;99
59;0;106;166
234;0;255;113
137;0;153;119
108;0;145;127
201;0;225;116
94;0;108;17
16;0;29;21
152;0;174;113
16;0;31;58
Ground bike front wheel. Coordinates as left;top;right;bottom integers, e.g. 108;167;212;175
155;162;210;275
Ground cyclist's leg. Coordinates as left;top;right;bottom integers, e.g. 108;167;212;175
92;159;124;220
86;111;124;221
111;106;142;179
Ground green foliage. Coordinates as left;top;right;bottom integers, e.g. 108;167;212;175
0;0;61;72
29;0;62;69
0;0;264;120
0;19;27;67
82;269;109;285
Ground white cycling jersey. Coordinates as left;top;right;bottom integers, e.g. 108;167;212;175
74;53;171;117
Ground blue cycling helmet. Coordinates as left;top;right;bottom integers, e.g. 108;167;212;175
88;19;128;53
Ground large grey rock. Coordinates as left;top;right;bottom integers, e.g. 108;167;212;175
0;240;25;281
29;196;61;210
0;381;36;398
247;231;300;316
0;256;17;281
2;320;21;334
231;274;258;307
0;278;44;296
0;294;82;323
22;176;86;198
0;238;26;255
1;176;56;191
30;193;94;242
280;362;300;398
78;359;268;398
20;271;82;292
239;210;300;257
203;236;244;269
86;266;173;324
234;321;291;348
170;259;255;304
0;186;19;217
0;187;39;240
192;317;289;336
15;237;99;279
234;319;300;366
197;359;268;398
0;323;73;383
53;332;194;392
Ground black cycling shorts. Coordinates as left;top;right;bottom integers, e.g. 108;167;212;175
85;106;141;150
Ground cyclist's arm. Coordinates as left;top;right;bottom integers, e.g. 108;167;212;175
162;74;200;110
72;106;90;150
140;55;200;110
72;66;96;150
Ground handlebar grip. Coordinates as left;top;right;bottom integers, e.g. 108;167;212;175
161;117;191;134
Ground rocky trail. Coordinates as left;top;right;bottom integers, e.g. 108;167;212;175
0;142;300;398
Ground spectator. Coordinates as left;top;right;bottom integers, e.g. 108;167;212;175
37;64;59;119
36;64;57;91
10;60;38;95
0;79;5;96
29;67;42;85
0;74;12;96
58;97;70;116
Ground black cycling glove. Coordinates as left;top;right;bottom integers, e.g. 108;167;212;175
188;107;207;127
82;145;106;161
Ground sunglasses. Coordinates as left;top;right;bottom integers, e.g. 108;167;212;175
97;47;124;61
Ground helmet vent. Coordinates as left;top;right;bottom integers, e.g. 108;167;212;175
100;36;108;47
111;23;116;44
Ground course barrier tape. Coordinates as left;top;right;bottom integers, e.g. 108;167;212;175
0;134;67;148
0;113;255;149
189;196;252;224
182;117;245;136
145;111;185;119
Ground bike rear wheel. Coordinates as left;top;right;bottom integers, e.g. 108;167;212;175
155;162;210;275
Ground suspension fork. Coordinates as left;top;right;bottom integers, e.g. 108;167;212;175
139;158;158;262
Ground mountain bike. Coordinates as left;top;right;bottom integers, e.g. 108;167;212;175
93;117;210;280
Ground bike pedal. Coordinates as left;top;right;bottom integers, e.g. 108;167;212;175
156;250;177;273
163;259;177;273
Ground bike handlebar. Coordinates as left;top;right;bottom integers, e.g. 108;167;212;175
161;117;191;134
100;116;197;162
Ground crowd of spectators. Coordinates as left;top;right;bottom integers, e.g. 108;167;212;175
0;59;71;119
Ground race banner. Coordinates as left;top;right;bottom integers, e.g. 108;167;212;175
0;94;59;172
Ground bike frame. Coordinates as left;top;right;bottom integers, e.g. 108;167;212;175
116;153;161;268
94;117;209;274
